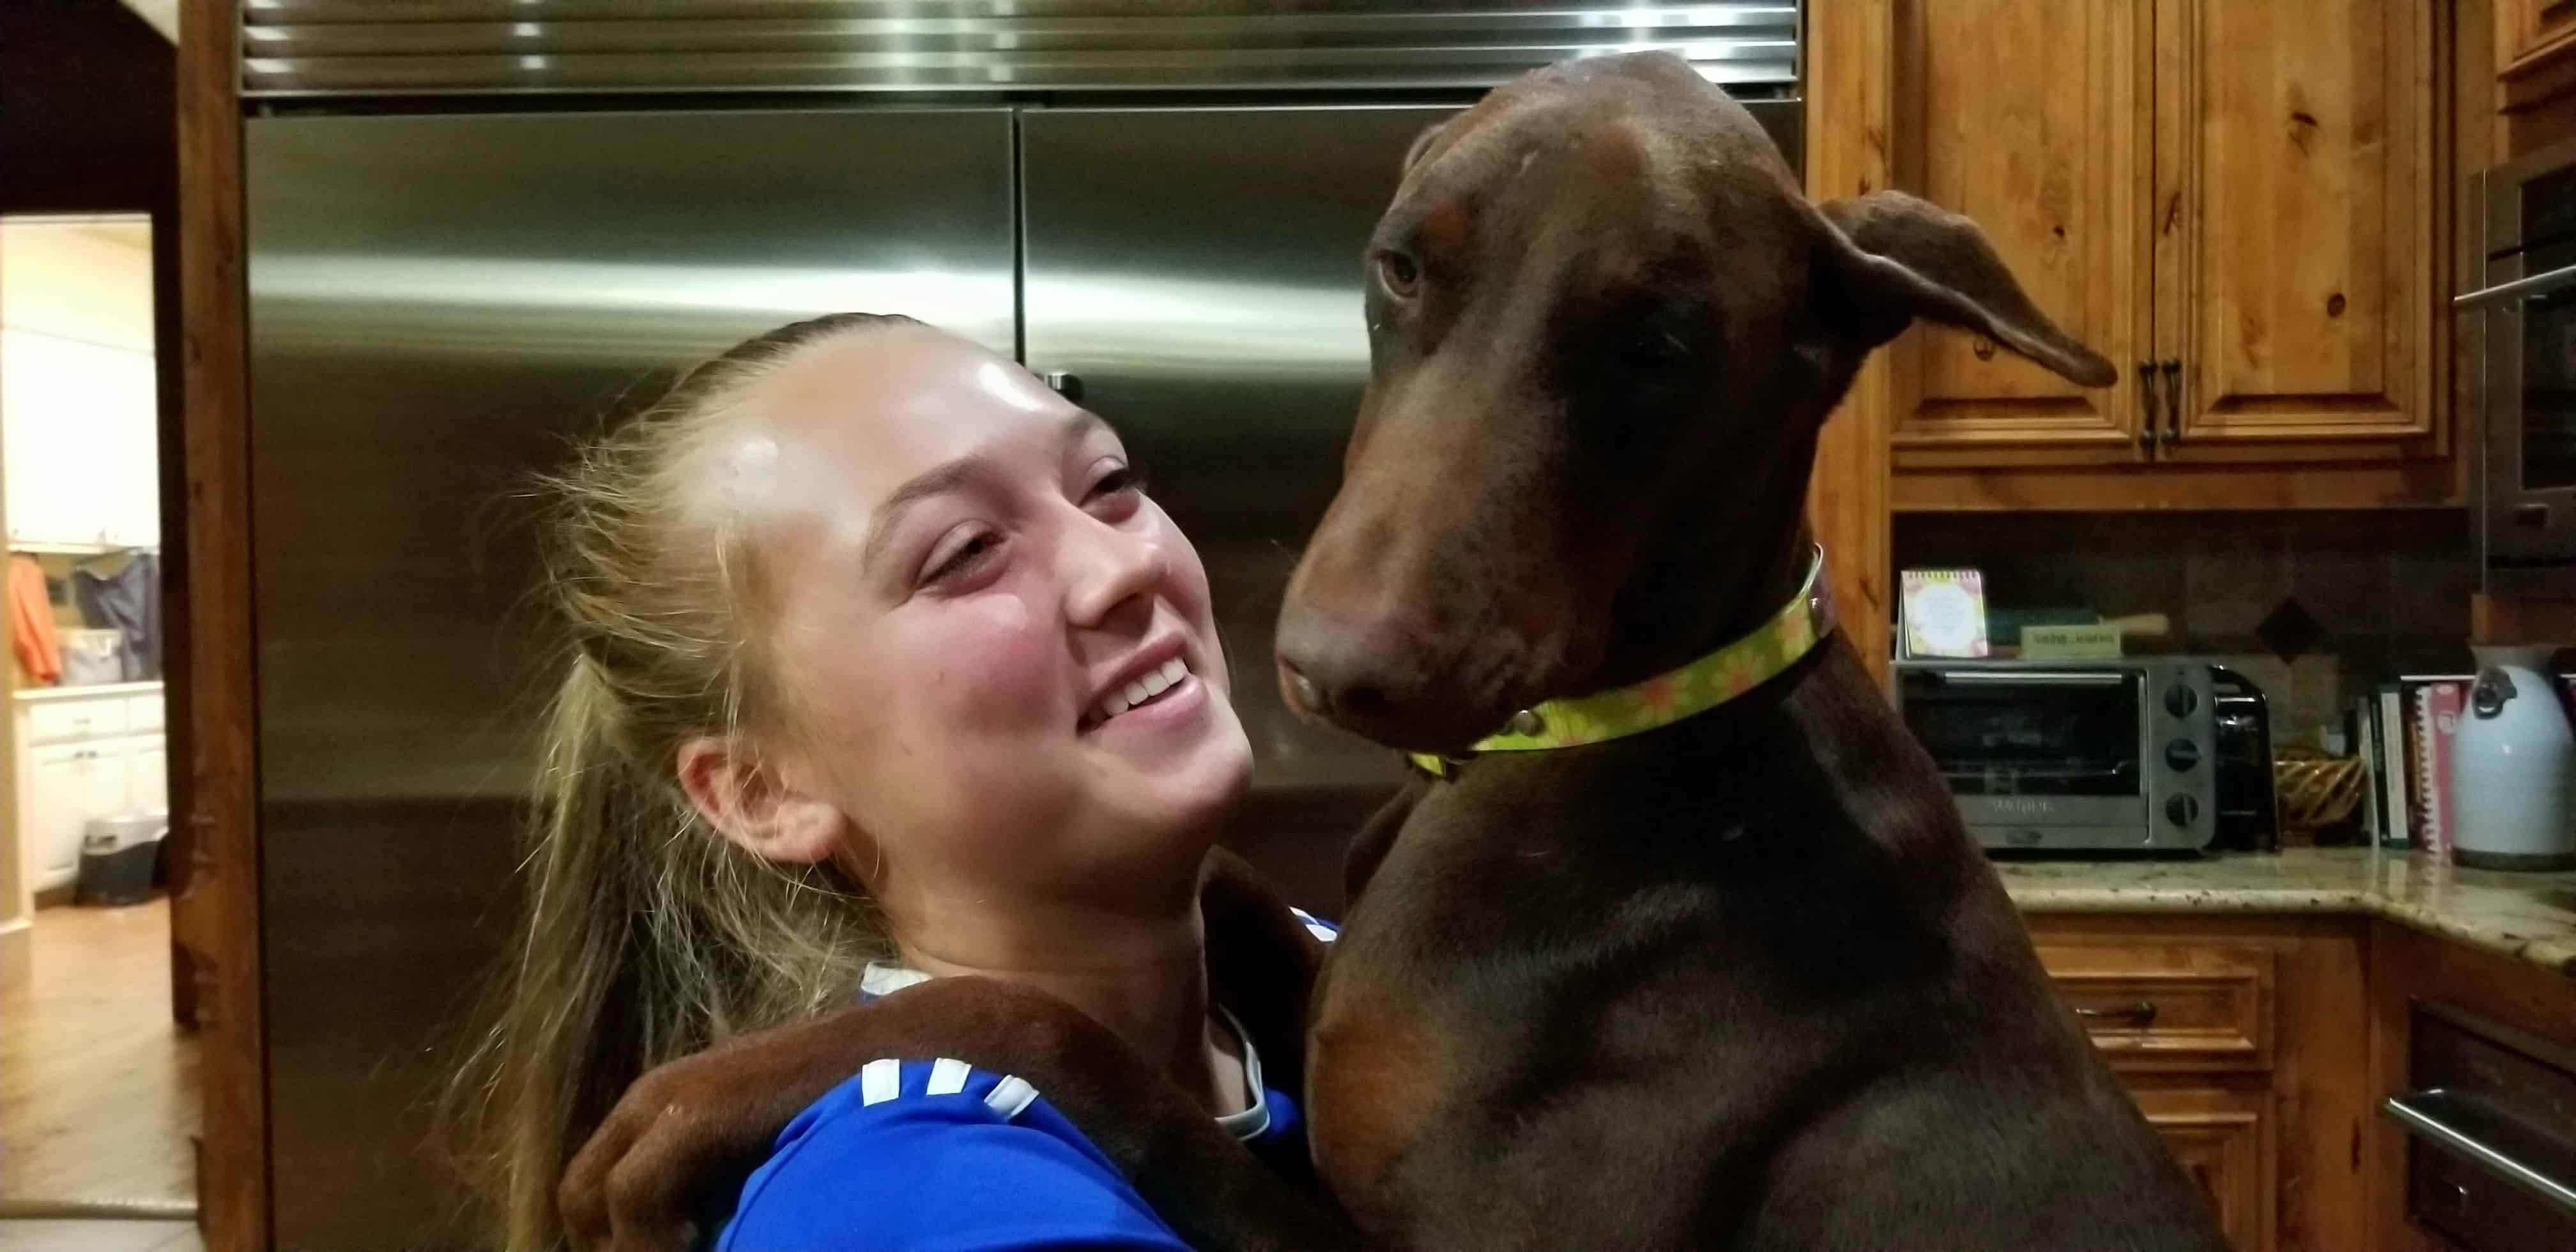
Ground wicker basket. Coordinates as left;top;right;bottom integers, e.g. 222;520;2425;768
2273;749;2366;835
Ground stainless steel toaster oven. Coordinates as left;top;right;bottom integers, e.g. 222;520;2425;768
1894;660;2275;854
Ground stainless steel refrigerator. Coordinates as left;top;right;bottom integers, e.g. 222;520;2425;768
242;7;1800;1244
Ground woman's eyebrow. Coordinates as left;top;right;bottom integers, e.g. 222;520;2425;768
861;411;1107;574
862;457;989;574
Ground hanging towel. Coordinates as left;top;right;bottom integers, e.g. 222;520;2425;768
73;551;160;680
9;554;61;685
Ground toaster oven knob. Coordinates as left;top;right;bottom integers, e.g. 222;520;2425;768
2163;683;2198;717
2165;794;2202;827
2164;738;2202;772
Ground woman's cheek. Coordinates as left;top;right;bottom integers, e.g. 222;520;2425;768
914;589;1062;733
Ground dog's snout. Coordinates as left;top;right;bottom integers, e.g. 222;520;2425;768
1275;611;1391;724
1276;601;1498;752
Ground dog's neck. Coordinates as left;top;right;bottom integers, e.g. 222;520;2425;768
1590;503;1818;695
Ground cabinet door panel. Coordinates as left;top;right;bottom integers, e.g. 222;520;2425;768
26;744;90;886
1890;0;2149;464
81;744;130;823
2133;1085;2271;1252
2161;0;2436;451
128;738;168;817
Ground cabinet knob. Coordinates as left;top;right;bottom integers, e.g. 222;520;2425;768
1041;370;1085;403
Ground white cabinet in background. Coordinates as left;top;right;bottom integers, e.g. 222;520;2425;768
24;742;91;885
125;735;165;815
0;326;160;550
12;684;164;895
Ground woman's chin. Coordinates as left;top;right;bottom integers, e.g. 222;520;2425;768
1092;709;1254;834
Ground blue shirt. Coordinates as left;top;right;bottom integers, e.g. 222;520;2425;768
716;911;1337;1251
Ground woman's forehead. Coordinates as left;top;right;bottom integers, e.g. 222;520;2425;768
705;326;1097;551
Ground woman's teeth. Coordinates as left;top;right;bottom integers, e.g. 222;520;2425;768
1091;657;1189;726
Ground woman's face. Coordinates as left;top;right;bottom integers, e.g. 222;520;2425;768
716;326;1252;917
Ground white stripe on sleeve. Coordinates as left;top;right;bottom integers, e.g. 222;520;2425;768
926;1057;972;1096
859;1058;902;1107
984;1074;1039;1121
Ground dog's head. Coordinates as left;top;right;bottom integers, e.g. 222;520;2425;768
1276;52;2114;751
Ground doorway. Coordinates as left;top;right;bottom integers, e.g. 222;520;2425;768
0;214;195;1246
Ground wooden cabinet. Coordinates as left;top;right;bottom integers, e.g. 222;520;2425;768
1885;0;2151;462
1848;0;2453;508
2134;1085;2272;1252
2496;0;2576;152
2030;917;2373;1252
2159;1;2437;455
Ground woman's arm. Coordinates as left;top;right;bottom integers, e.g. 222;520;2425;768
717;1057;1195;1252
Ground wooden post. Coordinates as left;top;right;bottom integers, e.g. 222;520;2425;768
176;0;266;1247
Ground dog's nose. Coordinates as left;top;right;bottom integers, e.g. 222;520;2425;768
1278;652;1395;726
1281;662;1326;718
1276;605;1458;748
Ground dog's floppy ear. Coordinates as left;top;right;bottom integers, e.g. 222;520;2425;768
1812;190;2116;386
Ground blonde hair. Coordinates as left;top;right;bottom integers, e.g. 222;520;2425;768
447;312;924;1249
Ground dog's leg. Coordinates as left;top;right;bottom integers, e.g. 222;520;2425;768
564;976;1361;1252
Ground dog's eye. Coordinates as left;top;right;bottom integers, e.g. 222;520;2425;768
1376;250;1422;298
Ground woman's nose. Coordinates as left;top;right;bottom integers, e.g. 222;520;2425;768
1062;515;1168;627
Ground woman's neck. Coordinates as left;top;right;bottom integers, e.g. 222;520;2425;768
889;892;1247;1118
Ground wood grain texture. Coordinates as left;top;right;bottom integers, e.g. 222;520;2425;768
2037;941;2275;1074
2029;913;2374;1252
2499;0;2576;81
2165;0;2443;452
2469;592;2576;646
175;1;263;1248
1878;0;2458;507
1805;0;1896;689
2491;0;2576;148
1890;0;2152;463
0;901;199;1209
1894;461;2461;511
2131;1085;2273;1252
2365;919;2576;1251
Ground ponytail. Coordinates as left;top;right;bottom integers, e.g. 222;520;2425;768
445;316;917;1249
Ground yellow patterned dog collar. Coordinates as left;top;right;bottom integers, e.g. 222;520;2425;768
1408;547;1836;778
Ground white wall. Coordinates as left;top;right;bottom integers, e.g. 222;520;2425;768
1;221;154;351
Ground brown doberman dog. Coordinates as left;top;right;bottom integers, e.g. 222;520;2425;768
562;52;2227;1252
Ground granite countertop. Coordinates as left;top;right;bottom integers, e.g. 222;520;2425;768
1998;847;2576;979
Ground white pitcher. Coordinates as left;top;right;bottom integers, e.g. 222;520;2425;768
2451;645;2576;871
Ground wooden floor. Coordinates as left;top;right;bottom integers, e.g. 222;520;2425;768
0;899;199;1211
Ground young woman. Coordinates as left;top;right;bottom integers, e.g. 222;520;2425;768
449;313;1331;1249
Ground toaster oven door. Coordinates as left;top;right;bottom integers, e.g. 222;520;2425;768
1899;666;2214;851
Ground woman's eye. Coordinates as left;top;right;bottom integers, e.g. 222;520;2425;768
924;530;1001;584
1377;250;1421;298
1085;464;1145;506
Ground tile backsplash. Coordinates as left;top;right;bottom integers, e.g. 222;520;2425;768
1894;509;2476;747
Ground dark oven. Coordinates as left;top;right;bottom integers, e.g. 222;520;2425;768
2384;1002;2576;1252
2469;137;2576;595
1895;660;2276;854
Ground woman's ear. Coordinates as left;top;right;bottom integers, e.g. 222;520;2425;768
676;737;846;865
